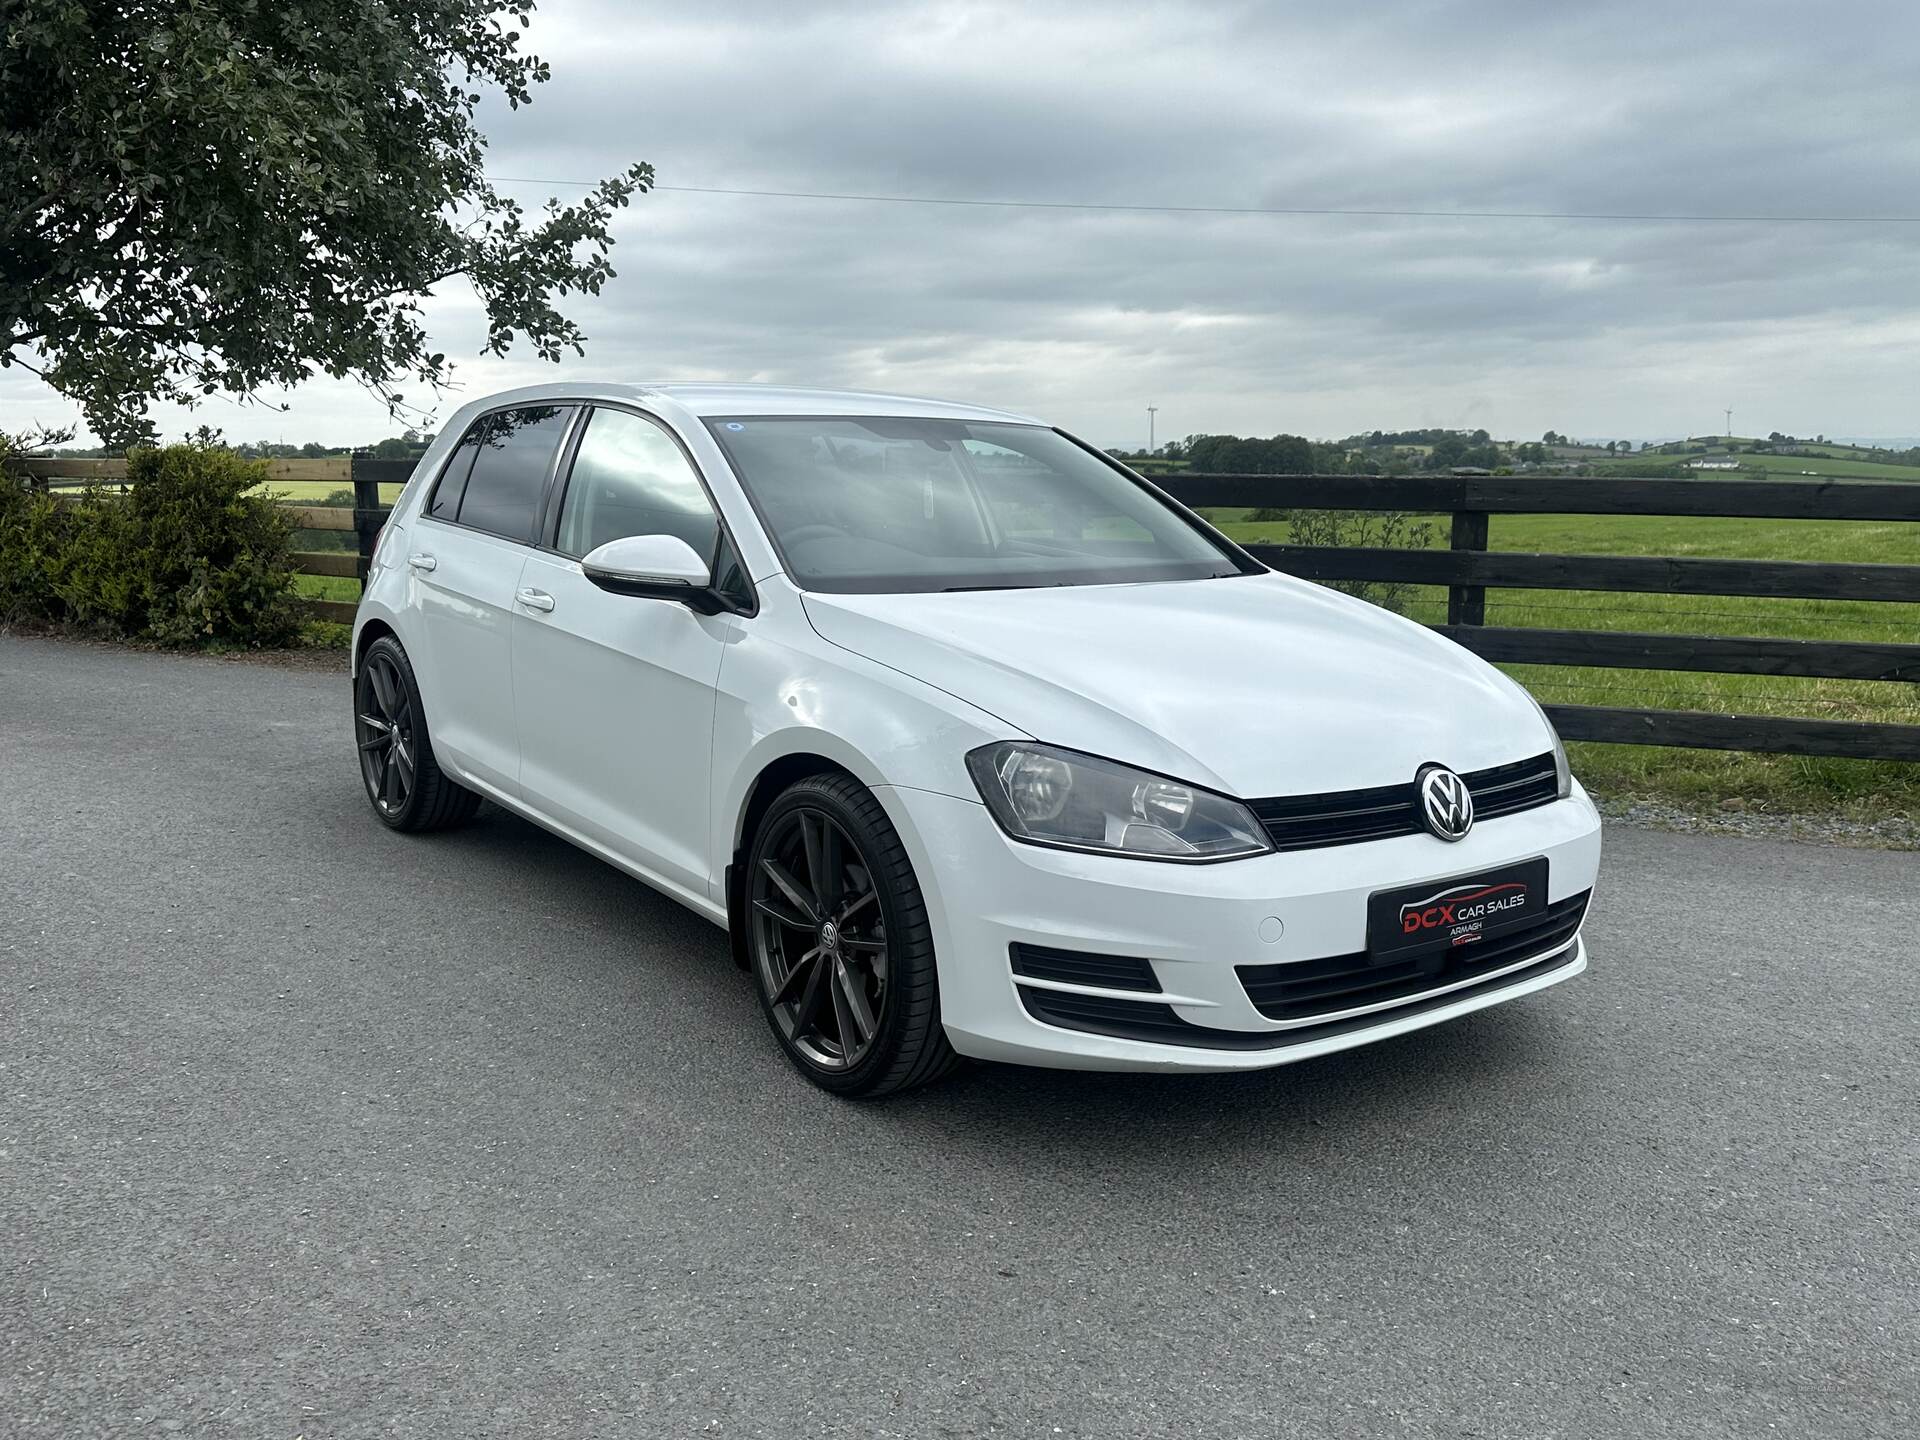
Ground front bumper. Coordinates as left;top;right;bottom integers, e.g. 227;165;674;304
877;780;1603;1073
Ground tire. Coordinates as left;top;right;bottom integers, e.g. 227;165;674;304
744;773;961;1097
353;634;482;833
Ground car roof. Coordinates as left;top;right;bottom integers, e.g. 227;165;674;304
452;381;1042;425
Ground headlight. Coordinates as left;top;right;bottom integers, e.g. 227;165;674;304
965;743;1274;861
1522;690;1573;798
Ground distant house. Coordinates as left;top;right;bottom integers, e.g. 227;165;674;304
1687;459;1741;470
1448;466;1494;476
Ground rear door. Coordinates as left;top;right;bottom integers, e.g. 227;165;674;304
407;403;577;797
511;404;734;902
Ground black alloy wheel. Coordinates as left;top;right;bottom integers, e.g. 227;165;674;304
752;805;889;1069
353;635;481;832
746;773;959;1096
356;646;417;819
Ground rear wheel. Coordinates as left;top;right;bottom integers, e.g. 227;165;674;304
354;635;481;832
746;773;959;1097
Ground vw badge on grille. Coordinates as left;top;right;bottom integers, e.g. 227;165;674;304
1417;765;1474;841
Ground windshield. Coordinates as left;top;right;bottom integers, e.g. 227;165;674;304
705;416;1251;594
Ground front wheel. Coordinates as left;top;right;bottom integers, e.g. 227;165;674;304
745;773;959;1097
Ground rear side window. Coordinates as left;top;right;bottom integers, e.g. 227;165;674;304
555;407;719;560
426;432;481;522
430;405;574;541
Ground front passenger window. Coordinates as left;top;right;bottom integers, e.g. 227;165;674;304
557;408;719;561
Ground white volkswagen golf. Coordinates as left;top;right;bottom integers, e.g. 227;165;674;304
351;383;1602;1095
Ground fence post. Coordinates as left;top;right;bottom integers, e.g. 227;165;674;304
350;456;381;584
1447;510;1489;626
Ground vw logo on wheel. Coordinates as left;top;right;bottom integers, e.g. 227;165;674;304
1416;764;1474;842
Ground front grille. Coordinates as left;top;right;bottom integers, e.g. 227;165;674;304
1248;752;1560;852
1010;943;1160;993
1237;890;1591;1023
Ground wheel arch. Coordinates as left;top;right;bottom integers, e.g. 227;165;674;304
352;616;397;678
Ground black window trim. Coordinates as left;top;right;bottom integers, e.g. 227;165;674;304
418;400;583;546
541;400;758;617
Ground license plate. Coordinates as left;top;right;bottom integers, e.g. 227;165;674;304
1367;858;1549;961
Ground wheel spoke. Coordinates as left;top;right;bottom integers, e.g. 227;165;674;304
838;936;886;954
368;659;397;719
828;968;859;1055
393;738;416;786
819;821;844;911
357;729;391;753
771;945;822;1006
761;858;818;923
838;888;877;922
800;814;826;903
753;896;814;930
834;958;877;1046
790;948;832;1042
382;751;402;806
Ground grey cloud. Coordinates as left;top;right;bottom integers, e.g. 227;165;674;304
8;0;1919;445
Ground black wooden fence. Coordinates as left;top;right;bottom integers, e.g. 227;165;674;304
22;457;1920;761
1158;472;1920;761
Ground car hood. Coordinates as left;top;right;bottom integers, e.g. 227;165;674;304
801;573;1552;798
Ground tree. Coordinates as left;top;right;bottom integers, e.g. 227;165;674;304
1425;434;1500;471
1;1;650;446
1183;433;1314;474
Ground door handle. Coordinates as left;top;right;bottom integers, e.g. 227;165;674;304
407;553;437;572
515;588;556;613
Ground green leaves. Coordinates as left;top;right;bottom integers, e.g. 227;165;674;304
0;442;303;645
1;1;650;444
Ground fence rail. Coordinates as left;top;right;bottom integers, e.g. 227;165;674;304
18;458;1919;760
1157;471;1920;761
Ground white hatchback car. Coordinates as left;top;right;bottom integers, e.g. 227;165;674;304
352;383;1601;1095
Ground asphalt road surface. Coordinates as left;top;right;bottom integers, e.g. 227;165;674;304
3;634;1915;1439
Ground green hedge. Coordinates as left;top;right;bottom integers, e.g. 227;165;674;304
1;444;302;646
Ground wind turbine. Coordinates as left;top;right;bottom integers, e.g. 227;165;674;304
1724;408;1734;438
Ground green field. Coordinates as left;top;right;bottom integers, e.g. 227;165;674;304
257;480;407;503
1202;508;1920;817
1723;453;1920;481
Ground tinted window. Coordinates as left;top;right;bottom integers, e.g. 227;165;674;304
448;406;574;541
426;433;480;522
556;407;719;560
706;417;1243;594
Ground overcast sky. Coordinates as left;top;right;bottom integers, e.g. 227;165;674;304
9;0;1919;449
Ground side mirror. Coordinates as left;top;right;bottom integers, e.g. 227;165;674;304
580;534;722;612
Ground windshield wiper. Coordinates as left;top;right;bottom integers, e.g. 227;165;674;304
940;583;1042;592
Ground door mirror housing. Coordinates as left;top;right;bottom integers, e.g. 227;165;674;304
580;534;723;612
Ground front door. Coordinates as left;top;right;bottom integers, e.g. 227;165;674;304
511;405;732;904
